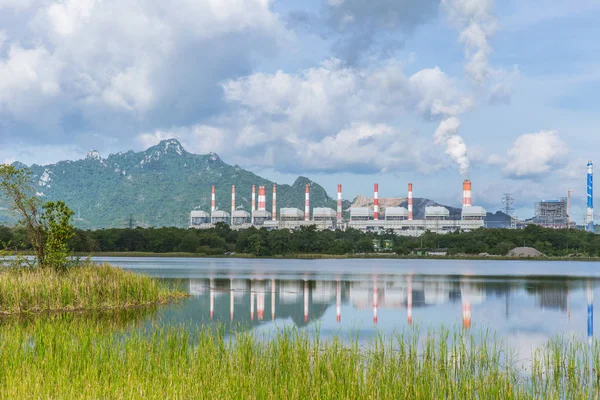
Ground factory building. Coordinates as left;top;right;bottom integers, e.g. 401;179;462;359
189;179;486;236
533;199;568;229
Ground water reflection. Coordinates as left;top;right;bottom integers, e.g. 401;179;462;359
173;274;597;344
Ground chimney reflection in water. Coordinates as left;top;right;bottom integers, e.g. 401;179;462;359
336;280;341;323
304;281;309;323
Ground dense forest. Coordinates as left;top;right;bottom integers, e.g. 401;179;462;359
1;224;600;257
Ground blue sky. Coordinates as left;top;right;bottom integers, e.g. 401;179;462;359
0;0;599;222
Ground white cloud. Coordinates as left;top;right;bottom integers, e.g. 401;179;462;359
504;130;568;179
221;59;470;173
137;124;227;155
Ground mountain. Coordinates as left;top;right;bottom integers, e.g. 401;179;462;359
1;138;480;229
6;139;347;228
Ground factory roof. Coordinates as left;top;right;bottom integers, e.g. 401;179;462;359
211;210;230;218
253;210;272;218
425;206;450;217
191;210;210;218
385;207;409;217
232;210;251;218
350;207;374;217
280;208;304;218
461;206;487;217
313;207;336;218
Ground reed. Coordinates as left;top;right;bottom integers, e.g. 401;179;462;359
0;321;598;399
0;263;186;315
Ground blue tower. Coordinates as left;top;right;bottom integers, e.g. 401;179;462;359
587;161;594;232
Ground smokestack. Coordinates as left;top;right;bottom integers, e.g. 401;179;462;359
587;161;594;233
211;186;216;212
272;184;277;221
408;183;413;221
258;186;266;211
305;184;310;221
251;185;256;214
462;180;472;207
337;184;342;225
231;185;236;220
374;183;379;220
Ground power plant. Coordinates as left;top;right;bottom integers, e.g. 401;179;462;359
190;179;487;236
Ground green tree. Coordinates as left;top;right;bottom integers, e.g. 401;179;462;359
41;201;75;271
0;165;45;264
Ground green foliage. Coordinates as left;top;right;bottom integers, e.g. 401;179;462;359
1;323;599;398
7;139;348;229
41;201;75;272
0;262;186;314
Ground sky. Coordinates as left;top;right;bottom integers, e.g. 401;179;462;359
0;0;599;222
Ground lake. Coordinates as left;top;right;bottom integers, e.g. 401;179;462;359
95;257;599;353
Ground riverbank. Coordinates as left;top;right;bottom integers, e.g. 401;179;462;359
0;321;597;399
0;263;187;315
72;251;600;262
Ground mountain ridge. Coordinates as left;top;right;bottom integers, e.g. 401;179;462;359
2;138;476;228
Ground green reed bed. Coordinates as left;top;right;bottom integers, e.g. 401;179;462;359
0;322;598;399
0;263;186;315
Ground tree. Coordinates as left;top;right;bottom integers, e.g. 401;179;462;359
0;165;75;270
41;201;75;271
0;165;45;264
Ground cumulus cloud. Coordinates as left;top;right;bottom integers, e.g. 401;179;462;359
504;130;568;179
0;0;286;152
216;59;469;173
137;125;227;155
288;0;439;64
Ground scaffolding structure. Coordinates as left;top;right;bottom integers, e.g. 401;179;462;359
533;199;568;228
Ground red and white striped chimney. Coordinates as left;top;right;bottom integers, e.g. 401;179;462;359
231;185;236;219
251;185;256;214
305;184;310;221
337;184;342;225
374;183;379;221
272;184;277;221
258;186;266;211
463;180;472;207
211;185;216;212
408;183;413;221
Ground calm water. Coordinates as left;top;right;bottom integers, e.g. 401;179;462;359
95;257;599;351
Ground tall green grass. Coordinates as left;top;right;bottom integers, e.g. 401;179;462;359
0;263;186;315
0;321;598;399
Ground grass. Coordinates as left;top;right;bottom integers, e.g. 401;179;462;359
0;263;187;315
0;320;598;399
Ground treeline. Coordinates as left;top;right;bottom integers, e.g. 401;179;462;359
1;224;600;257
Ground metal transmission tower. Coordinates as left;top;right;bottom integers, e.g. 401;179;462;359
502;193;515;229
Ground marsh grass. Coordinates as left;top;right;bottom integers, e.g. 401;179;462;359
0;263;186;315
0;321;598;399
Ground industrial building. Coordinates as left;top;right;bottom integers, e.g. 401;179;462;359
533;199;568;229
189;179;487;236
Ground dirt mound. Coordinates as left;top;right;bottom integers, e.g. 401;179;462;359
506;247;544;258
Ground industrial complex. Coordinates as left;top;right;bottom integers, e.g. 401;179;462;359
190;179;487;236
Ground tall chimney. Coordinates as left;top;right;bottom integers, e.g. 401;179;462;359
463;180;472;207
211;185;216;212
251;185;256;214
305;184;310;221
408;183;413;221
337;184;342;225
231;185;236;220
374;183;379;221
272;184;277;221
258;186;266;211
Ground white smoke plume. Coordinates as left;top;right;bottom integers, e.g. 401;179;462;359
434;117;469;176
442;0;497;86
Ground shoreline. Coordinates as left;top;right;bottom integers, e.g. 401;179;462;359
66;251;600;262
